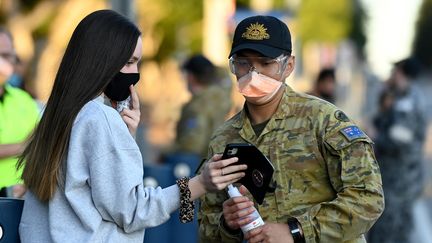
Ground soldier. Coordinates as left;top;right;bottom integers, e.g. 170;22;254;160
308;68;337;104
173;54;232;158
368;58;426;243
198;15;384;243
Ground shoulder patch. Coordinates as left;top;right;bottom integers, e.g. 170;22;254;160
340;126;366;141
185;118;198;129
334;110;350;122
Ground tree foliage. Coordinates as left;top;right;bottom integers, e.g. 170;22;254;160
298;0;352;43
349;0;367;59
140;0;204;62
236;0;250;9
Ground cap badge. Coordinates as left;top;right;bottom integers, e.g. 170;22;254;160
241;22;270;40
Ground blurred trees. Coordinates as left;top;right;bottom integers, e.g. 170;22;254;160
412;0;432;69
0;0;222;147
349;0;367;59
297;0;366;58
136;0;204;62
298;0;352;44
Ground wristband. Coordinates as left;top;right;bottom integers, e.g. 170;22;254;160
176;177;194;223
220;215;242;236
287;217;305;243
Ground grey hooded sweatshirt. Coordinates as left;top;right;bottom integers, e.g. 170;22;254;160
19;99;180;242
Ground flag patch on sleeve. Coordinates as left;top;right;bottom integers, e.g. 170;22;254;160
340;126;366;141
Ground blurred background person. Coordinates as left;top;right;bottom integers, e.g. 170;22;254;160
308;67;337;104
371;89;396;142
7;55;24;89
162;54;232;160
0;27;40;198
368;57;427;243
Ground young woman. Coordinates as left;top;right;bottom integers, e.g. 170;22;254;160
17;10;245;242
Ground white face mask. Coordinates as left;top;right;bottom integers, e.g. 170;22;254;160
236;71;283;104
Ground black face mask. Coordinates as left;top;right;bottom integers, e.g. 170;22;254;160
104;72;140;101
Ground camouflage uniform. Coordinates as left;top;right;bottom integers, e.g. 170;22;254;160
174;84;232;158
368;85;426;243
198;85;384;243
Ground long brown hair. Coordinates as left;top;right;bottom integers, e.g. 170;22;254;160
17;10;141;202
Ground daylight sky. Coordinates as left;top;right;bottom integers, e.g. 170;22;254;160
362;0;423;79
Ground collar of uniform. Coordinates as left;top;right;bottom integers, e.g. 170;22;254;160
231;84;294;129
273;84;294;120
231;108;247;129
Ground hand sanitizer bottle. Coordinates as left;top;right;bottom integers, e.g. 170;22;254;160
227;184;265;233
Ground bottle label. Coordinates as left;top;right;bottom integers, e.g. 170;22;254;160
242;216;265;232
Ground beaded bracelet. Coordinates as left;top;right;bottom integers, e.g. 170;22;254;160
176;177;195;223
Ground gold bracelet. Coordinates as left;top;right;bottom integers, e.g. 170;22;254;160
176;177;194;223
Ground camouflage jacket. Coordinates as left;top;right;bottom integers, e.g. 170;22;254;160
198;85;384;243
174;84;232;158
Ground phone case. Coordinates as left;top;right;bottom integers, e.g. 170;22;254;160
222;143;275;204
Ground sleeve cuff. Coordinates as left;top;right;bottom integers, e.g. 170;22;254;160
218;213;243;241
296;215;316;243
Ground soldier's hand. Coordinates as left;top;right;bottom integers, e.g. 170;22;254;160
222;185;255;230
245;222;294;243
199;154;246;192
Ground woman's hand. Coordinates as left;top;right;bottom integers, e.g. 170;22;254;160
199;154;247;192
112;85;141;137
188;154;246;201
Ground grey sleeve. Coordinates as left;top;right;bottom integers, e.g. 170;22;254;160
89;149;180;233
79;103;181;233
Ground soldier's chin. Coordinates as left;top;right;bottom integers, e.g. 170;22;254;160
245;96;273;105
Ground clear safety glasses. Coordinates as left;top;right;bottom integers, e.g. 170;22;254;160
229;55;289;77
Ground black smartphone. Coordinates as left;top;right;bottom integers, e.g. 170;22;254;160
222;143;275;204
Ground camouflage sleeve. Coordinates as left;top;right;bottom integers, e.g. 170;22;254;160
198;146;243;243
175;108;209;155
297;115;385;242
